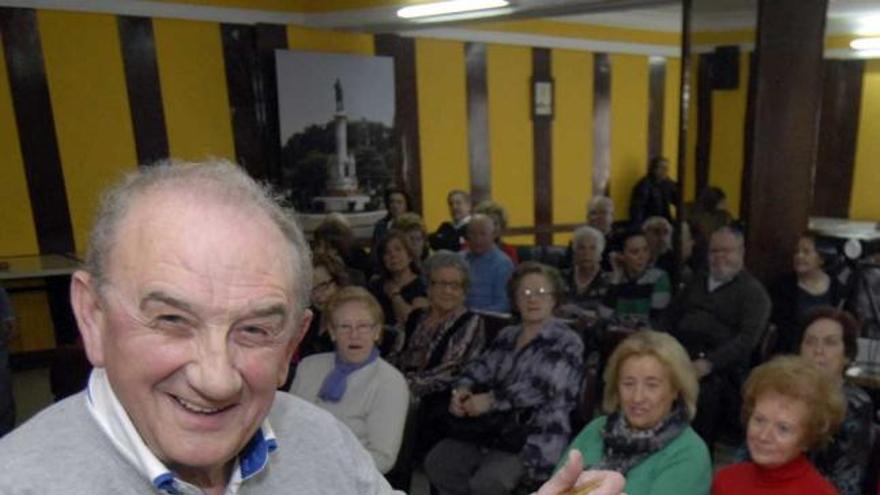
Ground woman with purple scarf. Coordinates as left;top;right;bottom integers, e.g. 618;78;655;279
289;287;409;473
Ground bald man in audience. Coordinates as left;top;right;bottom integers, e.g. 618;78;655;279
661;226;771;449
461;213;515;313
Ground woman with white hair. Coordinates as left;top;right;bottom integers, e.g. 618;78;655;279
560;225;610;318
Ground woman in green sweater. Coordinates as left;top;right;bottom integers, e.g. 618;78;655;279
561;330;711;495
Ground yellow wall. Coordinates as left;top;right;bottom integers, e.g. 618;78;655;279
287;25;374;54
609;53;649;220
707;52;750;217
39;11;139;253
551;49;593;246
0;33;38;257
415;38;469;232
486;44;535;246
154;18;236;161
851;59;880;220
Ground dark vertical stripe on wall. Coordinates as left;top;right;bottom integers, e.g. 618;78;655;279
118;16;169;165
375;34;423;214
813;59;864;217
532;48;552;246
254;24;287;184
0;8;74;255
647;57;666;162
695;53;713;196
592;53;611;196
465;42;491;204
221;24;267;180
741;52;758;222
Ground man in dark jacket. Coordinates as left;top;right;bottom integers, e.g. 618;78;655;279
629;156;678;224
662;226;771;449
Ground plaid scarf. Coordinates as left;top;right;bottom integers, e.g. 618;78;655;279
594;398;689;474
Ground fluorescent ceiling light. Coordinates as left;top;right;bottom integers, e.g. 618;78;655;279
850;37;880;50
397;0;509;19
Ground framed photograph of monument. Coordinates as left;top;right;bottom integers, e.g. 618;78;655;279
275;50;396;237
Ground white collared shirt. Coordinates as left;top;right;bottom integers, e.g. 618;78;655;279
85;368;277;495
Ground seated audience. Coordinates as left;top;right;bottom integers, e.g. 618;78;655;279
629;156;678;224
392;212;430;262
430;190;472;252
770;233;845;354
392;251;486;457
474;200;519;264
425;262;584;493
0;286;14;438
368;231;428;327
561;330;711;495
600;229;671;328
642;216;675;275
559;225;610;319
372;188;411;251
799;308;873;495
290;287;410;474
662;226;771;449
313;212;371;283
462;214;515;313
712;356;845;495
297;251;349;360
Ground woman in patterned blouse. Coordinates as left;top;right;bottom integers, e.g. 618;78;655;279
425;262;585;493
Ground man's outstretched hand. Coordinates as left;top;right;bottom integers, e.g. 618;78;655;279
534;451;626;495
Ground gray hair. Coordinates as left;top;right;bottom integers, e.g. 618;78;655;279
423;250;470;291
572;225;606;253
587;195;614;214
84;159;313;317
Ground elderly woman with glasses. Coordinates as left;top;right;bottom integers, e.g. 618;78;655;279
425;262;584;494
289;287;409;474
561;330;711;495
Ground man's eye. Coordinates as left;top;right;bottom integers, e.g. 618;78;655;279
240;325;269;336
157;314;188;325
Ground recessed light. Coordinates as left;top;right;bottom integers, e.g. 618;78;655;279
850;37;880;50
397;0;510;19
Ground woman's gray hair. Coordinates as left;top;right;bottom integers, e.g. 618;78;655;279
572;225;606;254
423;250;470;291
84;159;313;317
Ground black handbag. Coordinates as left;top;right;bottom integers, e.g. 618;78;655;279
443;406;535;453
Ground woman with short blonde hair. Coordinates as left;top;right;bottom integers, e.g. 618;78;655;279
560;330;710;495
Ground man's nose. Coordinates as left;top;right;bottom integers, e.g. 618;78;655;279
187;330;243;401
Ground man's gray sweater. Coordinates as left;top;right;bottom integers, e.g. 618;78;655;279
0;391;398;494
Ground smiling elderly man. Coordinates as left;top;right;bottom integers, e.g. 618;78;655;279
0;162;399;494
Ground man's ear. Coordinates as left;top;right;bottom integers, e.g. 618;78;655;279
70;270;106;367
277;308;313;388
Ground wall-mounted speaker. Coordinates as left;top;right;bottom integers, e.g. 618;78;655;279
711;45;740;90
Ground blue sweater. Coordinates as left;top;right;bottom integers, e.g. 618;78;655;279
463;246;514;312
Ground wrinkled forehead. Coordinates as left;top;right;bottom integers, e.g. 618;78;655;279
110;190;298;295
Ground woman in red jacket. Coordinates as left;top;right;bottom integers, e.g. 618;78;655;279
712;356;846;495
